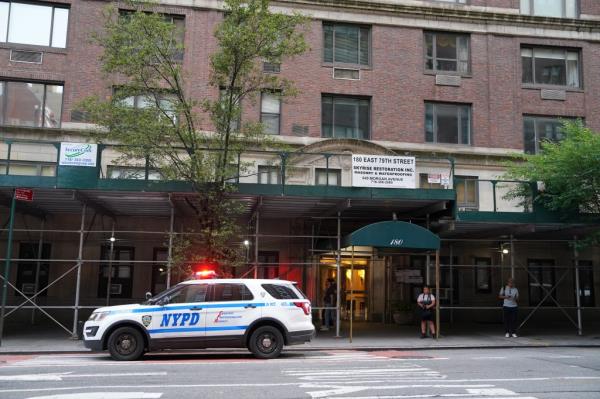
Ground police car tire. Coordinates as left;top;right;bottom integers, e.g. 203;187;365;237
107;326;145;361
248;326;284;359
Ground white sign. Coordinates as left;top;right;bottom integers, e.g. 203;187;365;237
441;173;450;186
428;174;441;184
351;154;416;188
59;142;98;167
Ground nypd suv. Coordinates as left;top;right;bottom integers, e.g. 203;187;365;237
83;279;314;360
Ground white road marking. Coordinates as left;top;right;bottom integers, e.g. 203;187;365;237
0;372;166;382
466;388;519;395
27;393;163;399
0;383;302;394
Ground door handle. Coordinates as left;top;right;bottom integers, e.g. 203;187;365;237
244;304;257;309
190;306;203;311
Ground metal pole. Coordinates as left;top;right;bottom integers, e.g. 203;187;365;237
0;190;17;346
425;214;431;285
166;204;174;288
573;236;582;336
105;222;115;306
72;204;86;338
253;211;259;279
335;212;341;337
349;245;354;343
449;244;454;324
31;219;45;324
510;235;515;279
435;250;440;340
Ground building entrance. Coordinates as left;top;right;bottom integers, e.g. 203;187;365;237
319;256;370;321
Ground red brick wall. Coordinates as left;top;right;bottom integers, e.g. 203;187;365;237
1;1;598;153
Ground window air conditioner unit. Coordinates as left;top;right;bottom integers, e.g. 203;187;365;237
333;67;360;80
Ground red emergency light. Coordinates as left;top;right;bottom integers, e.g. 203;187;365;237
195;270;218;279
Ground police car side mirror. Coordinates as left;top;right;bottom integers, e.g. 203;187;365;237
145;292;152;300
158;296;170;306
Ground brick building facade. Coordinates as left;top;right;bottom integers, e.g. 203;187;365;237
0;0;599;336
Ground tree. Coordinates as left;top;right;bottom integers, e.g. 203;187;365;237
80;0;307;273
505;120;600;218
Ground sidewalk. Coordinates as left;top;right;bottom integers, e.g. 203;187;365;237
1;322;599;354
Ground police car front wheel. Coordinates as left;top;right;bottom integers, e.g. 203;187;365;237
248;326;284;359
107;326;145;361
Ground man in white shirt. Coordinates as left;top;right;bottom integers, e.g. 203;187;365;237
498;278;519;338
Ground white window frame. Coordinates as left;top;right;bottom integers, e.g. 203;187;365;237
1;2;69;48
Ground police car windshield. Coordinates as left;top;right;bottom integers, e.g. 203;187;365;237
144;285;181;305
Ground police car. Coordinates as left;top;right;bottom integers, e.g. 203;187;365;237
83;279;315;360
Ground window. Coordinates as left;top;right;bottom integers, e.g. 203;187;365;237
107;166;163;180
168;284;208;304
521;47;580;88
474;257;492;293
262;284;300;300
323;23;370;66
322;95;370;139
15;243;50;297
0;161;55;176
520;0;578;18
211;283;254;302
118;91;177;123
119;11;184;61
425;102;471;145
98;246;134;299
316;168;341;186
523;116;576;154
261;92;281;135
258;251;279;279
258;165;281;185
0;81;63;128
0;2;69;47
424;32;470;74
455;175;478;209
528;259;556;306
432;0;466;3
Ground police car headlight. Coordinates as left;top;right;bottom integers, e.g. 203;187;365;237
88;311;109;322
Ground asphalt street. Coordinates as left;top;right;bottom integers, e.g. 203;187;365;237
0;347;599;399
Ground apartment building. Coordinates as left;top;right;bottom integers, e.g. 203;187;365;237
0;0;599;336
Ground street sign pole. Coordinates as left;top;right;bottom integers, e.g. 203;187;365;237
0;189;17;346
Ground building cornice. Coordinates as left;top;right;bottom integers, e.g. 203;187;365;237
274;0;600;31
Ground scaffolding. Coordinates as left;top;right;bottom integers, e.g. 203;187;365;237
0;202;597;345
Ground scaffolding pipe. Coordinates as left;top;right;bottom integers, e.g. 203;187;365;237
335;212;341;338
510;235;515;279
72;204;86;338
0;189;17;346
105;222;115;306
435;250;440;340
31;219;45;324
166;204;175;289
349;245;354;343
573;236;582;336
253;211;259;279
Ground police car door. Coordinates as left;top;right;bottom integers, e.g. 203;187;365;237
145;283;208;345
205;282;259;342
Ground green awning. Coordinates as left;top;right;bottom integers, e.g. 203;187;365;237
342;221;440;251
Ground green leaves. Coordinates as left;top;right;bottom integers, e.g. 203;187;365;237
505;120;600;215
78;0;307;270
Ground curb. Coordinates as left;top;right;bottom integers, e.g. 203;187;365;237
2;344;600;356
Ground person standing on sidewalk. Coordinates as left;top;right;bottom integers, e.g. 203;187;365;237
417;285;436;338
320;278;336;331
499;278;519;338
